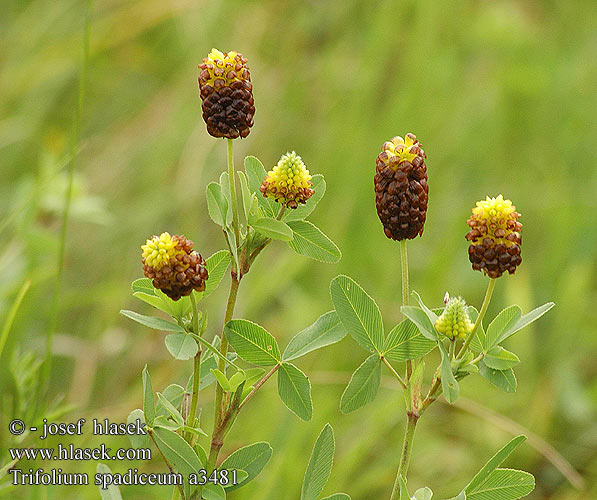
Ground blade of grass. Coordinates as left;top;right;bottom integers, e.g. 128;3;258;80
42;0;94;399
0;279;31;358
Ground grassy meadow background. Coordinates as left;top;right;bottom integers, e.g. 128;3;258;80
1;0;596;498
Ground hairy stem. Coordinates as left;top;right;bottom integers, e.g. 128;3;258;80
390;414;418;500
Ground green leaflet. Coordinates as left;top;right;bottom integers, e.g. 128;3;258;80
301;424;335;500
484;346;520;370
206;181;229;227
412;487;433;500
251;217;293;241
164;333;198;360
468;306;486;353
479;359;517;393
283;311;347;361
484;306;522;351
438;341;459;404
220;441;273;492
330;275;384;354
382;318;436;361
401;306;437;341
152;427;202;497
120;310;184;333
244;156;278;217
225;319;281;366
340;354;382;414
96;464;123;500
203;250;231;298
142;365;155;426
464;435;527;494
466;469;534;500
495;302;555;346
156;393;184;426
126;409;151;449
277;362;313;421
202;483;226;500
287;220;341;263
283;174;326;222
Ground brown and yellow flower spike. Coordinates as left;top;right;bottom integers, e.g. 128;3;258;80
260;151;314;209
374;133;429;241
198;48;255;139
141;232;208;301
465;195;522;278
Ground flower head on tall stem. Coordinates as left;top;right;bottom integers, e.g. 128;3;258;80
141;232;208;300
198;49;255;139
466;195;522;278
374;133;429;241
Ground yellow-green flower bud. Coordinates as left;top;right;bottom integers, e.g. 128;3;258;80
141;233;208;301
198;48;255;139
435;297;474;340
260;151;314;209
465;195;522;278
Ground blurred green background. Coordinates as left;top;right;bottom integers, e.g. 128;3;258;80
1;0;596;498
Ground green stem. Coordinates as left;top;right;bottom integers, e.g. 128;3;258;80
227;138;240;265
400;240;413;380
186;351;201;441
203;135;242;492
382;357;407;390
190;291;199;335
389;414;418;500
239;363;280;409
458;278;496;358
42;0;93;400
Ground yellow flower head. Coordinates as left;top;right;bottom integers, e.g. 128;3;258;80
380;133;421;168
466;195;522;278
141;233;209;300
141;232;186;271
466;195;522;247
260;151;314;209
435;296;474;340
199;48;250;89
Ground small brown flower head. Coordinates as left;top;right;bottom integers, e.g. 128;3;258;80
198;48;255;139
260;151;314;209
141;232;208;300
465;195;522;278
374;133;429;240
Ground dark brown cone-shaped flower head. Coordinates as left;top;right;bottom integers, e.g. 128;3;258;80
141;232;208;301
198;48;255;139
260;151;314;209
374;133;429;240
465;195;522;278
